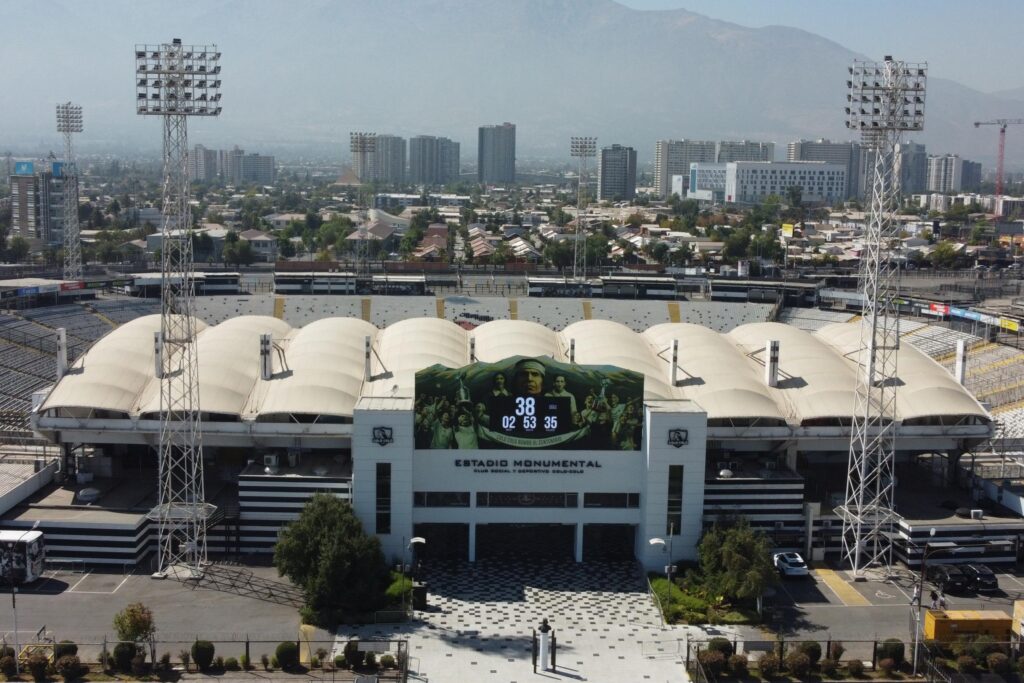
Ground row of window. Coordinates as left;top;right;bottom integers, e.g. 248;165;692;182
413;491;642;509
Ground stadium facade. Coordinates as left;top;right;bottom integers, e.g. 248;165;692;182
23;312;1010;571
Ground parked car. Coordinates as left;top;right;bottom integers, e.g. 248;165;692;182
773;552;809;578
926;564;969;593
961;564;999;592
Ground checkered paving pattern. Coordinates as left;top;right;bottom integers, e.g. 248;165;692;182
337;560;680;682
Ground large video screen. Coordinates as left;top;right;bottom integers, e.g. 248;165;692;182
414;356;644;450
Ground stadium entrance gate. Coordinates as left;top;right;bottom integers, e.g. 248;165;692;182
582;524;636;561
476;523;575;560
413;523;470;560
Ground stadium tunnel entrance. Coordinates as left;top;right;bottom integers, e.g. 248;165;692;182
476;523;575;560
412;523;470;561
582;523;636;561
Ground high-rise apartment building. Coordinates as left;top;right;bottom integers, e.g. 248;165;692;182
597;144;637;201
926;154;980;194
717;140;775;163
477;123;516;185
188;144;220;182
961;160;982;193
653;139;716;198
787;139;862;199
373;135;407;185
409;135;460;185
860;141;927;198
220;146;275;185
9;160;75;248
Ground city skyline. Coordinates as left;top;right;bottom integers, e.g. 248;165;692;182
1;1;1022;168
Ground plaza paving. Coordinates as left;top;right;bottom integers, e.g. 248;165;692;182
335;559;697;682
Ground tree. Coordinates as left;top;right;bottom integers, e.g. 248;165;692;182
7;236;30;262
698;518;777;601
113;603;155;642
223;239;254;267
544;240;574;270
274;493;390;623
930;240;959;269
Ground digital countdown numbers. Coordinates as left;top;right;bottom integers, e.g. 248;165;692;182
490;395;571;437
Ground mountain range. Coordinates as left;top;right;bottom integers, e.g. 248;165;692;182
1;0;1022;166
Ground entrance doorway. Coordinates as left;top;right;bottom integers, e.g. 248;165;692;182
582;524;636;561
476;523;575;560
412;523;470;560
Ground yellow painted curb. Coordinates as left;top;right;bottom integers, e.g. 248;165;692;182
814;568;871;606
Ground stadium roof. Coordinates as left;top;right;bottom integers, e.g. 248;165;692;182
39;315;989;426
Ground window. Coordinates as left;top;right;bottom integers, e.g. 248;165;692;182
375;462;391;534
583;492;640;508
414;491;470;507
476;492;578;508
666;465;683;535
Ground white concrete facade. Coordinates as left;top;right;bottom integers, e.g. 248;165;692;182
352;396;707;571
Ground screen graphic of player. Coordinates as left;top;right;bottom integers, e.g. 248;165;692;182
512;358;546;396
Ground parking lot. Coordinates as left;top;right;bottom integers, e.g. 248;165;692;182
754;565;1024;641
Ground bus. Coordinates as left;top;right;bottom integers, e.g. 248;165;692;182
0;530;45;584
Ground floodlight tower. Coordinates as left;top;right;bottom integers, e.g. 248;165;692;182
569;137;596;281
839;56;926;577
135;38;222;579
349;132;377;274
56;103;83;282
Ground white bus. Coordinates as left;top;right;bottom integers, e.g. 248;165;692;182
0;530;45;584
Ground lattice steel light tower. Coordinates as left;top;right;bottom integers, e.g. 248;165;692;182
569;137;596;281
56;103;83;282
135;39;222;579
350;132;377;274
839;56;926;577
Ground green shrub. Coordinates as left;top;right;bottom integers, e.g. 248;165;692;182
225;657;240;671
878;657;895;675
759;653;781;679
54;640;78;660
157;652;172;673
969;635;1002;662
316;648;329;668
828;641;845;661
334;654;346;669
55;654;84;682
276;641;300;671
728;654;749;677
113;642;137;672
239;654;251;670
987;652;1010;675
261;653;270;670
707;638;733;657
957;655;977;674
877;638;904;665
820;657;839;676
270;656;279;669
0;646;14;659
380;654;396;669
847;659;864;676
799;641;822;664
698;650;726;676
785;651;811;678
191;640;215;671
365;652;378;668
214;655;224;671
345;641;365;669
0;656;17;679
27;652;50;682
179;649;191;672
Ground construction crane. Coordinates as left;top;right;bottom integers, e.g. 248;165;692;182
973;119;1024;196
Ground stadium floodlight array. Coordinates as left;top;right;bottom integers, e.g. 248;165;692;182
839;56;927;578
569;137;597;282
56;102;83;282
135;38;221;580
135;42;222;116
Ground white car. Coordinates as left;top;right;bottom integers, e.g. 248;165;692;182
773;552;809;577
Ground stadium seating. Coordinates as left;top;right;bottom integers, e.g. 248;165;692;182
777;308;857;331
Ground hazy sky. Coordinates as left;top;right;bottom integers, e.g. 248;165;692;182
622;0;1022;94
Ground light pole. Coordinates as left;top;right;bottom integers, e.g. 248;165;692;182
403;536;425;616
648;522;676;586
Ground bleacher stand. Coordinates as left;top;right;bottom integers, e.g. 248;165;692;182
777;308;856;331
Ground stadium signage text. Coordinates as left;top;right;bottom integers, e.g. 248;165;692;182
454;458;603;475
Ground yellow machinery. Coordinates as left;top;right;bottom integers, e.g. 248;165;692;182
924;609;1012;642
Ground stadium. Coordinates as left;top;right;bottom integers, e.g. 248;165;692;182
2;292;1023;572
